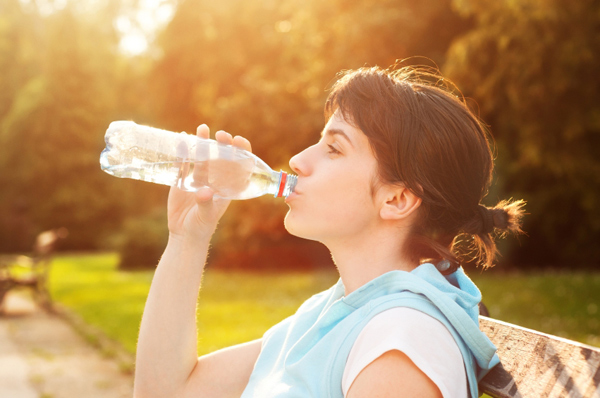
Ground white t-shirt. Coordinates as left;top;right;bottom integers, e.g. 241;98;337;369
342;307;468;397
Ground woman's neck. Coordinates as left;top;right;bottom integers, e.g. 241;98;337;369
326;226;416;296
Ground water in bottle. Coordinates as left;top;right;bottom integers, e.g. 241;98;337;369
100;121;297;199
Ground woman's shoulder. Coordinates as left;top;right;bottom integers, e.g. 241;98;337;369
342;307;468;397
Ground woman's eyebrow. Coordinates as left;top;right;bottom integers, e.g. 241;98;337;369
321;128;354;148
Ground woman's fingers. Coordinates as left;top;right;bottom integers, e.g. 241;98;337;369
215;130;233;145
232;135;252;153
201;126;252;153
196;124;210;139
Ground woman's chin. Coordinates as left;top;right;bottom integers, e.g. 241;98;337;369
283;214;301;237
284;213;316;240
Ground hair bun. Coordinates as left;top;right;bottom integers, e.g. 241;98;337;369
477;205;494;234
472;200;525;237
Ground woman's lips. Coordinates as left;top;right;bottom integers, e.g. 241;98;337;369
285;190;300;203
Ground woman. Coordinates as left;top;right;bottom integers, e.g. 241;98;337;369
133;66;524;398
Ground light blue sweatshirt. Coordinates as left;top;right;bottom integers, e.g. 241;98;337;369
241;263;499;398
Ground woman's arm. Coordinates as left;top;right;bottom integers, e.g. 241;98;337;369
184;339;262;397
346;350;442;398
134;126;260;398
343;308;464;398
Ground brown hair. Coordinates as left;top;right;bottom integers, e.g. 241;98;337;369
325;65;525;273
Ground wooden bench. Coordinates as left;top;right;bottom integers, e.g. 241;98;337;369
479;316;600;398
0;228;67;312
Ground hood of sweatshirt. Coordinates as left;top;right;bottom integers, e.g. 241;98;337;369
337;263;499;381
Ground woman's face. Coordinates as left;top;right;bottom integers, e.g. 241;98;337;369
285;111;381;244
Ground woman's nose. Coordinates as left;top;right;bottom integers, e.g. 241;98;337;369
289;147;311;177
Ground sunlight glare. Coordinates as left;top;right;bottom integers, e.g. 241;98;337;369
120;34;149;56
19;0;68;16
117;0;174;56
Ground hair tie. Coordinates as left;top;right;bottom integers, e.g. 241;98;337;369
477;205;494;234
436;259;452;272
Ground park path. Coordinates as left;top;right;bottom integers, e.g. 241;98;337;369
0;292;134;398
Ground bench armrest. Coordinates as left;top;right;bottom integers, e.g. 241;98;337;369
479;316;600;398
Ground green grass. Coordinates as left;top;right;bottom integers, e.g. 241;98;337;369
48;253;154;353
48;253;600;359
49;252;338;355
195;268;338;355
471;270;600;348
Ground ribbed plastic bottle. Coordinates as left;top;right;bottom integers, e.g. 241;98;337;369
100;121;297;200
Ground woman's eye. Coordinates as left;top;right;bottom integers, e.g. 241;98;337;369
327;144;341;155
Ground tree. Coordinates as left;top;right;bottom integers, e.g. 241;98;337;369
444;0;600;266
0;1;44;251
0;0;43;121
0;1;160;251
151;0;471;268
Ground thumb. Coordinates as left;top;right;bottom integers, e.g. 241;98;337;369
194;186;215;205
193;186;231;226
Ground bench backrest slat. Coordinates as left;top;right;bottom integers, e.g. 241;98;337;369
479;316;600;398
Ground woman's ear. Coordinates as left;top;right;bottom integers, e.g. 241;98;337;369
379;185;422;221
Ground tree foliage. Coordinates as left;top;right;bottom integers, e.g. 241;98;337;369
445;0;600;266
149;0;469;266
152;0;469;162
1;0;597;268
0;0;161;251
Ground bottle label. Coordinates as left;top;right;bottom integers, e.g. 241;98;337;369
276;171;288;198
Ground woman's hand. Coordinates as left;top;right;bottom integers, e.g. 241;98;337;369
167;124;252;241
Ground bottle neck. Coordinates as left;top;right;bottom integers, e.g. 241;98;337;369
274;171;297;198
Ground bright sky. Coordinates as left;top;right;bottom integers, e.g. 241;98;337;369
115;0;175;56
19;0;69;14
18;0;174;56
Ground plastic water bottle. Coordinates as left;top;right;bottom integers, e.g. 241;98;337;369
100;121;297;199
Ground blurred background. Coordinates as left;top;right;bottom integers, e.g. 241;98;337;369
1;0;599;271
0;2;599;396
